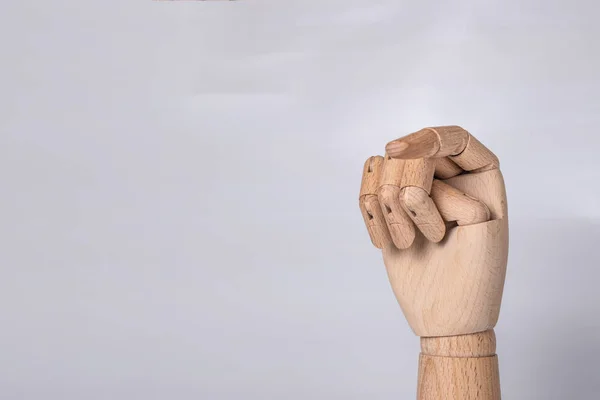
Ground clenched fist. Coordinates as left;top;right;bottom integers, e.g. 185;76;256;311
359;126;508;337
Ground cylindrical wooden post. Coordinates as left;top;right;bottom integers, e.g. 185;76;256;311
417;330;501;400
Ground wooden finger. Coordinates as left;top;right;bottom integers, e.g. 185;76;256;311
360;195;392;248
430;180;491;226
400;187;445;243
400;158;436;193
359;156;392;249
399;158;445;242
378;155;415;249
434;157;463;179
449;134;499;171
386;126;499;171
444;169;507;220
380;154;404;187
386;126;469;159
359;156;385;198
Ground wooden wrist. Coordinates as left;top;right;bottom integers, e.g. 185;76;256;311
417;330;501;400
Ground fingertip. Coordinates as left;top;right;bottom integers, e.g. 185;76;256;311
385;141;410;158
430;179;493;226
386;129;439;159
400;186;446;243
378;185;416;250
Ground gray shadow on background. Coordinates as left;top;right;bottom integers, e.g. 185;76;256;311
500;219;600;399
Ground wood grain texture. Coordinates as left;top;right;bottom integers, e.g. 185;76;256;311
378;185;415;249
360;127;508;399
450;135;499;172
431;180;491;226
380;153;405;187
378;155;416;249
418;331;500;399
445;169;507;220
383;169;508;337
359;155;391;248
386;128;440;159
386;126;469;159
359;156;384;198
401;158;436;193
401;187;445;243
359;194;392;249
421;330;496;357
398;158;444;243
435;157;463;179
417;354;500;400
428;126;470;157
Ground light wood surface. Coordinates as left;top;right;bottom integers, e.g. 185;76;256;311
430;180;491;226
398;158;445;243
359;156;384;197
380;153;405;187
450;135;499;171
434;157;463;179
400;186;445;243
401;158;436;193
358;126;508;399
418;330;500;400
421;329;496;357
359;194;391;248
417;354;500;400
386;126;469;159
359;156;391;248
378;155;415;249
384;168;508;336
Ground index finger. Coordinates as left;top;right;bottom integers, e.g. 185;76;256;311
385;126;499;172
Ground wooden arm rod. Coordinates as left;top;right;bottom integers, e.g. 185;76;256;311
417;330;501;400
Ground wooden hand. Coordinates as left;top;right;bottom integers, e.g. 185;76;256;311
359;126;508;399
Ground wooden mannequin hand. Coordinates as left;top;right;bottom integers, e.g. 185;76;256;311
359;126;508;337
359;127;507;399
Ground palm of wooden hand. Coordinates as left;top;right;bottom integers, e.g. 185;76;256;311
359;127;508;337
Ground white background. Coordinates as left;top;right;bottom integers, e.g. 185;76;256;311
1;1;599;399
